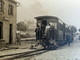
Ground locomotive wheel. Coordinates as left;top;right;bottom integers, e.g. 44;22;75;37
42;43;58;50
48;44;58;50
48;40;59;50
40;42;50;49
41;43;58;50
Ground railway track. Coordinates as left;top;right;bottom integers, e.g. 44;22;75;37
0;48;48;60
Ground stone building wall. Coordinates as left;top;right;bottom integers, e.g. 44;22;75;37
0;0;17;44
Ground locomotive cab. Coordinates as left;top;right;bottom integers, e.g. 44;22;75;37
35;16;59;49
35;16;58;39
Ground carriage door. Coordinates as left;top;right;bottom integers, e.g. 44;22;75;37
9;24;13;44
42;20;47;26
41;20;47;32
0;22;3;39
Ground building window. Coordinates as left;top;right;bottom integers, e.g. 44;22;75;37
8;4;13;15
0;0;4;12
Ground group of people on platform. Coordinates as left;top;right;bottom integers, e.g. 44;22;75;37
35;24;56;46
35;24;72;47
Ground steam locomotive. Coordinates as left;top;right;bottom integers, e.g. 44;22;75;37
35;16;73;49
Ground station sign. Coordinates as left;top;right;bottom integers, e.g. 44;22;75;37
3;17;9;21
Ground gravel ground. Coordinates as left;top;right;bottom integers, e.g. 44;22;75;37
15;36;80;60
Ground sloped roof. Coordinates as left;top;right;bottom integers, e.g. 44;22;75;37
35;16;58;20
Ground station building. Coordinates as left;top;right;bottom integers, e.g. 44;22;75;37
0;0;17;44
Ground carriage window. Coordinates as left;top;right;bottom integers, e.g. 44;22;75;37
37;20;42;27
65;25;68;28
49;22;55;26
65;24;69;32
59;20;63;25
55;23;57;29
49;22;57;29
38;23;41;27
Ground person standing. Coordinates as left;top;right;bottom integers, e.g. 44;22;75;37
35;25;40;41
35;25;43;46
66;33;71;46
16;33;21;45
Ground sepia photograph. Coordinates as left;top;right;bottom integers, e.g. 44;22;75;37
0;0;80;60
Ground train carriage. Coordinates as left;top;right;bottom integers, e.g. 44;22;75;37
35;16;73;49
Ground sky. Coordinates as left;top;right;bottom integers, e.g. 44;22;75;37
16;0;80;29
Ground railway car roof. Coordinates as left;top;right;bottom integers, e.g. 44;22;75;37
35;16;58;20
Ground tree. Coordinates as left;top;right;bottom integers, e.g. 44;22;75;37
70;26;77;33
17;22;27;32
79;29;80;32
